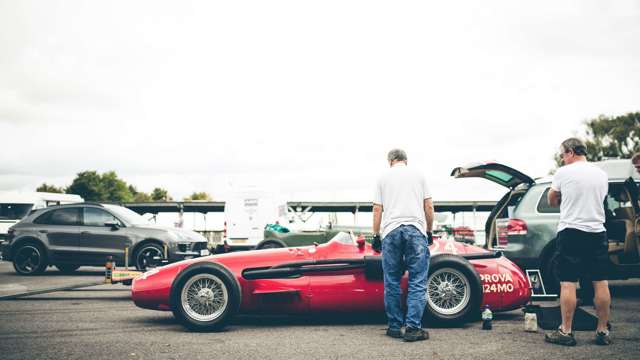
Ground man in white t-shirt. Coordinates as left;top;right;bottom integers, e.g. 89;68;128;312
372;149;434;342
544;138;612;346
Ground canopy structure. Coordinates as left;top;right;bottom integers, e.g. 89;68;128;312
122;200;495;215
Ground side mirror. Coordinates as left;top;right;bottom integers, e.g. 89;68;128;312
104;220;120;230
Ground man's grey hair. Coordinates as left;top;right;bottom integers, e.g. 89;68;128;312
560;138;587;156
387;148;408;162
631;152;640;163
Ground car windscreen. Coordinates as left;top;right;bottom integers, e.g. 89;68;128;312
103;204;150;225
329;231;356;245
0;203;34;220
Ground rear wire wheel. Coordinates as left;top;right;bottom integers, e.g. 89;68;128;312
423;254;482;325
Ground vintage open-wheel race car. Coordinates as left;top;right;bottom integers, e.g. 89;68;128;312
131;232;531;331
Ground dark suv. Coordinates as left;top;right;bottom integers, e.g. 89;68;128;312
452;160;640;293
1;203;209;275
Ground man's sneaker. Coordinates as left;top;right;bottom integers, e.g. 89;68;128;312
403;327;428;342
544;327;576;346
386;328;403;339
595;331;613;345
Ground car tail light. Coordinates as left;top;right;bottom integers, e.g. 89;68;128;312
223;221;227;241
496;219;527;247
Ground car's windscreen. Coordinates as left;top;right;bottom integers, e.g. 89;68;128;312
330;232;355;245
103;204;150;225
0;203;34;220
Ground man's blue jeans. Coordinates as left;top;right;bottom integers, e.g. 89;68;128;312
382;224;430;330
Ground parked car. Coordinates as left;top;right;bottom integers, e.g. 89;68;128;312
1;203;209;275
451;159;640;293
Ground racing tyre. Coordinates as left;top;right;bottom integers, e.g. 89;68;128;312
423;254;483;325
12;242;48;275
135;243;164;271
170;262;241;332
56;264;80;273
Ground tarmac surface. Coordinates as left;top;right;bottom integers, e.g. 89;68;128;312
1;260;639;360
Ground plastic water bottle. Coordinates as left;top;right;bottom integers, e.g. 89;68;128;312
482;305;493;330
524;304;538;332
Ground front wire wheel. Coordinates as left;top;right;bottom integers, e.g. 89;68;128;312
181;273;229;322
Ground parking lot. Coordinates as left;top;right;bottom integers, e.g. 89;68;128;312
0;261;638;360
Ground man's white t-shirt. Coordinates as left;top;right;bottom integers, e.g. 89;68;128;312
374;163;431;239
551;161;608;233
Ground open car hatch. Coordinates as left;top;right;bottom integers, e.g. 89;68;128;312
451;162;535;189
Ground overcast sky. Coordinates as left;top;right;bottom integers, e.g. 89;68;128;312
1;0;639;203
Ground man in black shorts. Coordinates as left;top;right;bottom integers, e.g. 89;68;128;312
545;138;612;346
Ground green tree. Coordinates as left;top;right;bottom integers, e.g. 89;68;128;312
184;192;212;201
100;171;134;202
554;112;640;168
66;171;104;201
36;183;64;193
151;187;172;201
128;185;152;202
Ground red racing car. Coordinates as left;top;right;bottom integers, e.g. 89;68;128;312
132;232;531;331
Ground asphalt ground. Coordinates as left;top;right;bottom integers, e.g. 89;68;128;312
1;260;639;360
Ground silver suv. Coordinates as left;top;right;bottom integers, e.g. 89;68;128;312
452;159;640;293
1;203;209;275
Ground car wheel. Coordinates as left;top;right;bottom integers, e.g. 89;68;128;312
12;242;48;275
135;243;164;271
258;241;284;250
424;254;483;325
541;250;561;295
56;264;80;273
170;263;241;332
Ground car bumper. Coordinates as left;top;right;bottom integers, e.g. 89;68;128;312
0;241;9;261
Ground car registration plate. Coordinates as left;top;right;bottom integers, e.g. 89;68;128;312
200;249;209;256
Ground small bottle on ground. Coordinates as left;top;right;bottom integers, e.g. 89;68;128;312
482;305;493;330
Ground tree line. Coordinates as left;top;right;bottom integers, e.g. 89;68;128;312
36;171;211;203
553;111;639;169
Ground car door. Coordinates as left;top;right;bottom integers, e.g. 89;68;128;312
80;207;132;265
34;207;84;263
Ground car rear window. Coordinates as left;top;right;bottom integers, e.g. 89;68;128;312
34;208;81;225
537;188;560;213
486;170;513;184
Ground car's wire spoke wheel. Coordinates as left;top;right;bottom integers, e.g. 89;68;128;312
15;245;42;274
181;273;229;322
427;267;471;316
137;246;163;270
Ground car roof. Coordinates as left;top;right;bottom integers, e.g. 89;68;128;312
534;160;638;186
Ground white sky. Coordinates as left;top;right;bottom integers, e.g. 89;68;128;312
1;0;639;208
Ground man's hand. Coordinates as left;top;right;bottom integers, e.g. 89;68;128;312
372;234;382;253
426;232;433;246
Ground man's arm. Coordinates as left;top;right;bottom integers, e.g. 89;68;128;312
424;198;434;232
373;203;383;234
548;189;561;207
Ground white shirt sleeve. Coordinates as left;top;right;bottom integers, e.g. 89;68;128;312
423;176;432;200
373;178;382;205
551;167;563;192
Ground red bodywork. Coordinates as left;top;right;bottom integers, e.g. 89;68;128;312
132;236;530;315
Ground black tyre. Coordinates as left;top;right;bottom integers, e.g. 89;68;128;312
170;262;241;332
56;264;80;273
257;241;284;250
541;248;561;295
423;254;483;325
12;242;48;275
135;243;164;271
